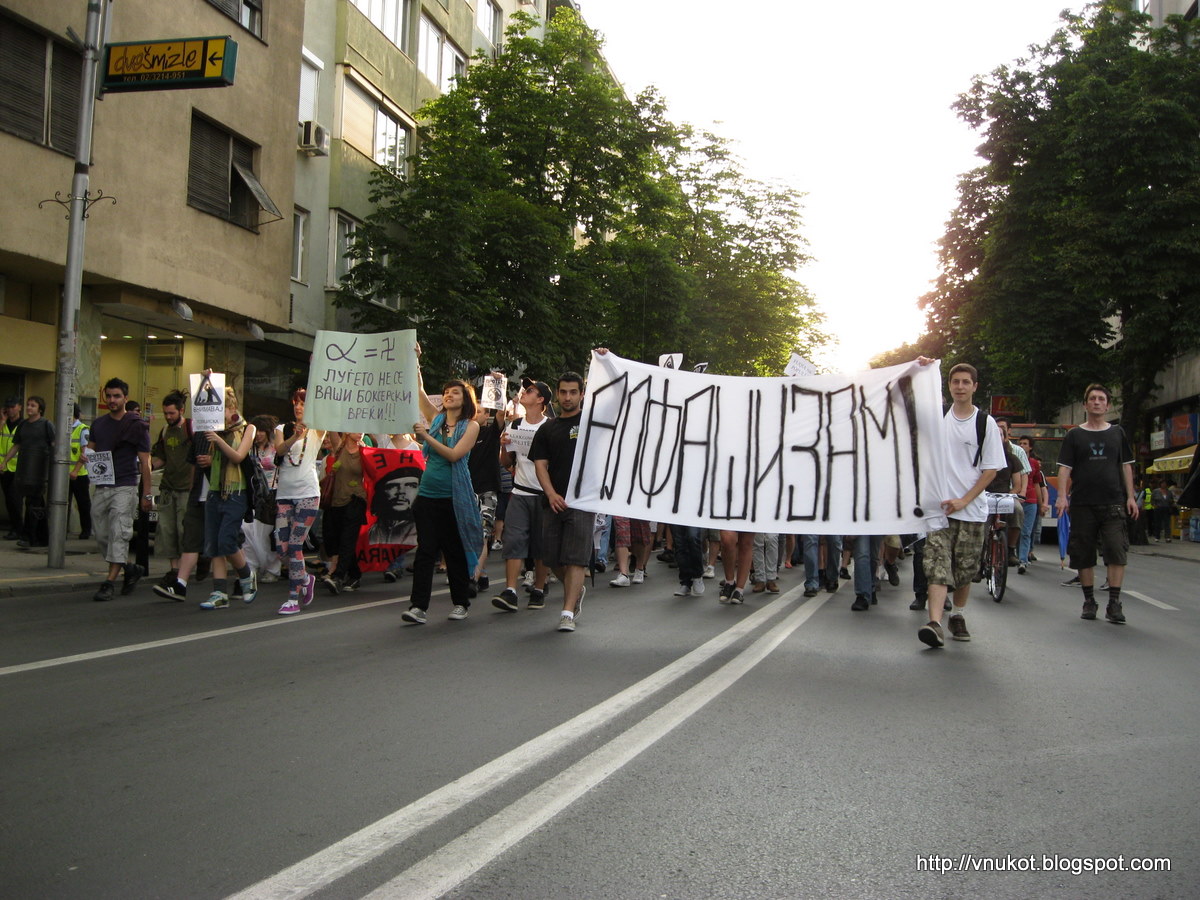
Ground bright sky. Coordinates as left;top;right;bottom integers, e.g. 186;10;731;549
578;0;1090;372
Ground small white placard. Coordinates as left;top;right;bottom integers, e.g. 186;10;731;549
481;374;507;410
86;450;115;486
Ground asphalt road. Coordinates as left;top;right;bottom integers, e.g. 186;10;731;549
1;547;1196;899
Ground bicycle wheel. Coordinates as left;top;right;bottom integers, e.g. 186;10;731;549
988;529;1007;602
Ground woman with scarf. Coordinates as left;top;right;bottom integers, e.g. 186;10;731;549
400;362;482;625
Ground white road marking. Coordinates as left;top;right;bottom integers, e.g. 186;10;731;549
0;598;406;676
364;593;831;900
225;592;808;900
1122;589;1178;611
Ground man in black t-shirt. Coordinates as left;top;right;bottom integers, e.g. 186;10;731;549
529;371;591;633
1056;383;1138;624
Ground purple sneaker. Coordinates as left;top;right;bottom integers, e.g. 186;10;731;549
300;573;316;608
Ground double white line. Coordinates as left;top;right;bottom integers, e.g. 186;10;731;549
229;589;830;900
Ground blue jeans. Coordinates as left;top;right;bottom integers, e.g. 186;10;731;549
853;534;881;597
802;534;841;590
1018;501;1038;563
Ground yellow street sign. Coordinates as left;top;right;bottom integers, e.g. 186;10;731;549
103;36;237;92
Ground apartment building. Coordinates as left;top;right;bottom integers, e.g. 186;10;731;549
0;1;304;422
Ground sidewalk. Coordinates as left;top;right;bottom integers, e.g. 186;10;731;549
0;537;120;597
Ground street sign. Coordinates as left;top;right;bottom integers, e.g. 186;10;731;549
102;36;237;92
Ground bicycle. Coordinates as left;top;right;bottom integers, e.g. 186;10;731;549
978;492;1013;602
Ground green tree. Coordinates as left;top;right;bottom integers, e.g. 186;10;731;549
337;10;827;382
903;3;1200;431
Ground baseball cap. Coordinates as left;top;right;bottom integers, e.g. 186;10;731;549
521;377;553;408
3;397;22;407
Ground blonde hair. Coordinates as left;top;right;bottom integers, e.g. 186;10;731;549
224;385;239;411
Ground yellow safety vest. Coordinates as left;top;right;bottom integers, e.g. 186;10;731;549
0;420;17;474
70;420;89;463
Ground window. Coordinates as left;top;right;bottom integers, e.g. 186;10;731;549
330;212;359;285
476;0;502;49
187;114;282;230
298;52;322;123
292;208;308;282
0;14;82;154
206;0;263;39
349;0;411;52
418;15;464;92
341;75;412;174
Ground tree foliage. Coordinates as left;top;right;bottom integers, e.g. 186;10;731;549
336;9;825;382
899;2;1200;434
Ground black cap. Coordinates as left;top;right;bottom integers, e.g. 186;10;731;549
3;397;21;407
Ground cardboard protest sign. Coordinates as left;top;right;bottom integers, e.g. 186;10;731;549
306;329;421;434
480;374;507;410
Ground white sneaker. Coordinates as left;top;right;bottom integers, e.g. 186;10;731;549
691;577;706;595
557;612;576;632
631;569;645;584
673;584;692;596
575;585;586;618
610;572;631;587
259;571;280;583
703;565;715;579
522;570;535;588
448;605;469;620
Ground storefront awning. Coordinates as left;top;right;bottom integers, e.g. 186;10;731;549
1147;444;1198;473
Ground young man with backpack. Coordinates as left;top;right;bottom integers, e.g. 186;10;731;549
917;361;1007;648
150;390;194;593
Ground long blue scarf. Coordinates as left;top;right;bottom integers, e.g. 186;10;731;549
425;413;482;575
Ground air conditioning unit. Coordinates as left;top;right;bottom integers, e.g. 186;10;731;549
298;120;329;157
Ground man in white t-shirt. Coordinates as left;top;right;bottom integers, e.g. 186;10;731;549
918;361;1007;648
492;378;554;612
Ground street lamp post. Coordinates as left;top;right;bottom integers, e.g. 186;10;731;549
47;0;106;569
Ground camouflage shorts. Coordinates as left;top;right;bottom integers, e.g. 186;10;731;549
923;519;987;590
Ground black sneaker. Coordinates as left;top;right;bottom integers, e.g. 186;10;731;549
918;621;945;648
839;566;851;580
527;588;546;610
885;562;900;586
93;580;116;602
492;587;519;612
342;576;361;592
476;574;489;592
322;574;340;596
803;587;819;598
1062;575;1080;586
909;595;927;611
121;564;144;595
153;579;187;601
825;579;838;594
947;614;971;642
1105;601;1125;624
158;570;179;590
851;594;870;611
383;570;398;584
1081;599;1098;620
719;581;733;604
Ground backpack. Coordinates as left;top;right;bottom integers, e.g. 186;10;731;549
240;451;276;525
971;409;988;468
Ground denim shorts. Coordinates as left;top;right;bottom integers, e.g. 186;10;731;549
204;491;248;558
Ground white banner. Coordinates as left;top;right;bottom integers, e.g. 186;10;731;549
567;352;949;535
306;329;422;434
190;372;226;432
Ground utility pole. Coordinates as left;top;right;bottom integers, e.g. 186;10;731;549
47;0;107;569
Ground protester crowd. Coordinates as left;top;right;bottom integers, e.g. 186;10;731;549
4;352;1196;645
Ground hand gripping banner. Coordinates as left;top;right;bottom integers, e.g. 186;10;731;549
568;352;949;535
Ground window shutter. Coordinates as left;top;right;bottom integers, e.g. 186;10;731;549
188;115;231;218
341;79;375;157
206;0;240;19
298;58;319;123
49;42;82;154
0;19;47;143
